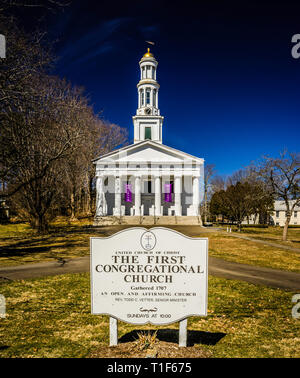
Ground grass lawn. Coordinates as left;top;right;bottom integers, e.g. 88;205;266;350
0;272;299;358
217;225;300;249
1;219;300;273
204;231;300;273
0;218;108;266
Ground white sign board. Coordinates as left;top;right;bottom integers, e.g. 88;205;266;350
91;227;208;325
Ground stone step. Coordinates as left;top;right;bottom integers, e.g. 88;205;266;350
94;216;202;226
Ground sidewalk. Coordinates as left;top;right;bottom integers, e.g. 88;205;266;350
203;227;300;253
224;232;300;253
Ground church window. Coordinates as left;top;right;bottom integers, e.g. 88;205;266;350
146;89;150;104
141;90;144;106
153;89;156;107
145;127;152;140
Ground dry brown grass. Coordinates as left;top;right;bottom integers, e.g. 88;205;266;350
1;220;299;273
89;340;212;358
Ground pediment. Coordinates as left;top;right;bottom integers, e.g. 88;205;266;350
93;141;203;164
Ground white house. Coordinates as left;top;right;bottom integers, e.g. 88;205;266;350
270;200;300;226
93;48;204;225
242;200;300;226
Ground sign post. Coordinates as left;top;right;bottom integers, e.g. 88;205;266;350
109;317;118;346
91;227;208;347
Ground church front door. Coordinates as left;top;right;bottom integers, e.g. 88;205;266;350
142;194;154;215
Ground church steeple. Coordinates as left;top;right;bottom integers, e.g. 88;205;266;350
132;48;164;143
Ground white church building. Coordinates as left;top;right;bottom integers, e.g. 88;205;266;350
93;48;204;225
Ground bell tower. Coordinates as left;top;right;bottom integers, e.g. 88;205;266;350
132;48;164;143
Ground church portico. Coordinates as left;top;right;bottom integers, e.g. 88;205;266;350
95;170;201;219
93;48;204;225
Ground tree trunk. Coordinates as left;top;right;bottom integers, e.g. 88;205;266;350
204;189;207;224
35;214;48;234
237;222;241;232
70;191;77;221
85;173;92;216
282;216;290;241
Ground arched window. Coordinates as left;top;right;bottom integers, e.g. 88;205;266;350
141;90;144;106
146;88;151;105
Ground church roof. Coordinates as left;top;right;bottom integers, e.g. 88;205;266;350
274;200;300;211
93;140;204;164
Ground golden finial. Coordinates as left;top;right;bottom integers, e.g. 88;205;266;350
143;47;154;58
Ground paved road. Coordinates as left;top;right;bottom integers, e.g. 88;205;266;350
1;255;299;292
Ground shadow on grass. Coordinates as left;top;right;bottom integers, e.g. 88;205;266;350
49;225;134;235
0;240;83;258
119;329;226;347
0;225;102;261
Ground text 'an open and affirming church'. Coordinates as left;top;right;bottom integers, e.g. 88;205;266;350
93;48;204;225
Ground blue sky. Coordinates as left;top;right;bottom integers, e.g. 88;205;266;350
19;0;300;177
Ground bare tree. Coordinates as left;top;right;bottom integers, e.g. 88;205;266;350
0;16;53;189
1;16;129;231
226;169;251;187
210;166;274;228
6;75;100;232
203;164;215;224
59;117;128;221
258;151;300;241
0;0;70;12
211;175;226;193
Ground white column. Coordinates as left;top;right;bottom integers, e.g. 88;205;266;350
154;175;161;216
174;175;182;216
192;176;200;216
135;175;141;216
114;176;121;216
96;175;107;216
